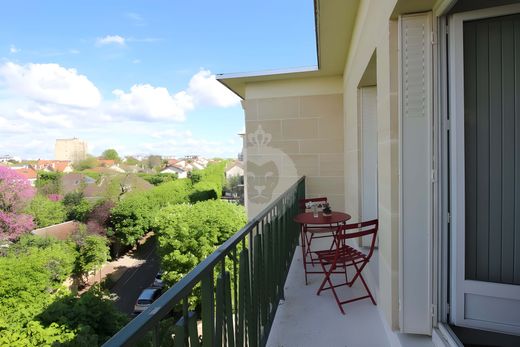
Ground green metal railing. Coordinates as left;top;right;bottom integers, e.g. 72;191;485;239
103;177;305;347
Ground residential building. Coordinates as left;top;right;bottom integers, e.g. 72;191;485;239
0;155;20;163
104;1;520;346
160;165;187;179
225;160;244;179
34;160;73;173
166;158;179;166
55;138;87;163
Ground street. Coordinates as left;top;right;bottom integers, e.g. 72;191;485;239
111;235;160;315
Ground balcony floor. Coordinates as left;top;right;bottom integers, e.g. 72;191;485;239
267;244;435;347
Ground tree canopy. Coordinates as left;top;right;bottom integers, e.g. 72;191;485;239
101;149;120;162
25;195;67;228
74;155;99;171
36;171;62;196
0;235;125;346
154;200;246;287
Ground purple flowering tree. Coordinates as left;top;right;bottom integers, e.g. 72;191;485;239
0;166;36;241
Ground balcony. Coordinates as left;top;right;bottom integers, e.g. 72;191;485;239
103;176;431;347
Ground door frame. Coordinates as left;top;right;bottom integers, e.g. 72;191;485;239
359;86;379;247
448;3;520;335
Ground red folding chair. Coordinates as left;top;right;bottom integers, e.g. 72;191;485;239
315;219;378;314
298;198;337;278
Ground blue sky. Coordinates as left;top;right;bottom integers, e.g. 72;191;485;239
0;0;316;159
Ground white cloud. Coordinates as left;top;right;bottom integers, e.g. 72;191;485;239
151;128;193;139
9;45;20;54
0;116;30;133
0;64;243;159
111;84;194;121
141;136;236;157
16;108;73;128
0;62;102;108
187;69;240;107
97;35;126;46
132;59;141;64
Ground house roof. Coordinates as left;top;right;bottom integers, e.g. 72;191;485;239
217;0;360;98
32;221;79;240
226;160;243;171
53;161;71;172
35;160;72;172
14;167;37;179
161;165;185;173
98;159;116;166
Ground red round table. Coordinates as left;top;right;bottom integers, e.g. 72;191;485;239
293;211;351;284
294;211;351;225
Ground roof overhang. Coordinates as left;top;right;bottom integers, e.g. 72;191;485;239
217;0;361;99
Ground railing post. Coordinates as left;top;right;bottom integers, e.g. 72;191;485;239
201;272;215;346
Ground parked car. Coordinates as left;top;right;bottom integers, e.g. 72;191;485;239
133;287;161;314
152;271;164;289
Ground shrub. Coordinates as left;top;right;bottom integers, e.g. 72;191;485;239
189;181;219;203
154;200;246;290
36;172;62;196
138;173;177;186
25;195;67;228
0;235;124;346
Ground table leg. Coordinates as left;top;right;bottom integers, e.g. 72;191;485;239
300;225;308;285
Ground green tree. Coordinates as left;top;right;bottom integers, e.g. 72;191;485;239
146;155;162;169
138;173;177;186
25;195;67;228
38;285;127;345
109;179;192;247
109;192;153;246
154;200;246;289
71;229;110;286
35;171;62;195
189;181;219;203
0;235;124;346
63;191;84;206
101;149;120;162
124;156;140;165
0;236;76;343
68;200;92;222
74;155;99;171
188;171;202;184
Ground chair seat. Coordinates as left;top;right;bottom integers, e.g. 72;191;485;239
316;245;366;264
306;227;335;234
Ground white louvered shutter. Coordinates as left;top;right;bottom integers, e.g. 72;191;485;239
399;12;433;335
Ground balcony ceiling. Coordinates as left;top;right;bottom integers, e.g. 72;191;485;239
218;0;361;99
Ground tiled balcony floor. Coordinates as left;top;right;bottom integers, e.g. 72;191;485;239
267;242;436;347
266;245;391;347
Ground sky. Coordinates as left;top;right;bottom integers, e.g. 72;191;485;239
0;0;316;160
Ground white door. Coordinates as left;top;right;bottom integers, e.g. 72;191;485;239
449;4;520;335
359;86;378;247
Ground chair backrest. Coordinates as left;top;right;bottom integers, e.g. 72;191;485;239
337;219;379;258
299;197;328;212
